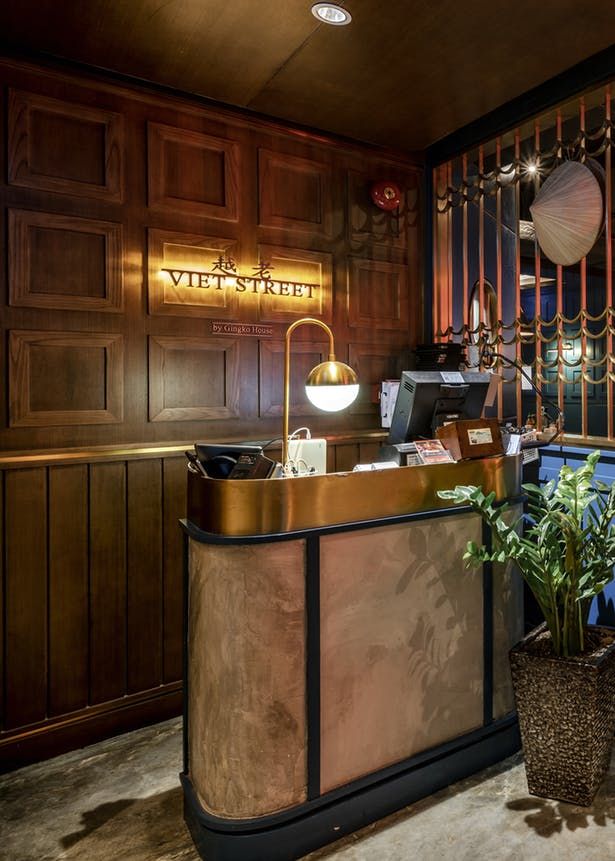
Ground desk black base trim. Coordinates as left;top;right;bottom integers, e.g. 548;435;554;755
181;714;520;861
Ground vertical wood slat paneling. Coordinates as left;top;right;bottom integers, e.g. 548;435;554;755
127;460;163;693
359;442;381;464
0;472;4;730
48;465;89;717
335;444;360;473
4;468;47;729
162;456;186;684
89;462;127;705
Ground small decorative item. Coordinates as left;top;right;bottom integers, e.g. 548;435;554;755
370;180;402;211
438;451;615;805
529;160;603;266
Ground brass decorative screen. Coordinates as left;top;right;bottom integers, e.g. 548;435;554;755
432;84;614;439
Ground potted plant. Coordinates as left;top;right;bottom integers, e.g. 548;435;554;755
438;450;615;806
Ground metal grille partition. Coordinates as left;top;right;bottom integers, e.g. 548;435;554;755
432;84;614;439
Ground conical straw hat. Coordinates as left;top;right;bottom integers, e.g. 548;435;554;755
529;160;603;266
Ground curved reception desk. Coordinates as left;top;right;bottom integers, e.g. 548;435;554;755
181;456;524;861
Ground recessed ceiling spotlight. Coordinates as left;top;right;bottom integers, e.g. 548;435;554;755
311;3;352;26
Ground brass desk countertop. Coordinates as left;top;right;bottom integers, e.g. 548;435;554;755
187;454;522;537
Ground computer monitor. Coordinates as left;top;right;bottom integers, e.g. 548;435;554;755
388;371;492;443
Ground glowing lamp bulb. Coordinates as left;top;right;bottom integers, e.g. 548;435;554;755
304;360;359;412
527;162;537;176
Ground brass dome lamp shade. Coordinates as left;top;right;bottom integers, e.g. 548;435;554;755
282;318;359;469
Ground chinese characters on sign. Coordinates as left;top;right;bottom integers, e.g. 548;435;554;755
161;255;318;299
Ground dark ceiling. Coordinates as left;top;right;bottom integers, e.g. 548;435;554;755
1;1;615;152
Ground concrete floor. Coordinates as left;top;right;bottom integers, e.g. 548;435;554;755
2;719;615;861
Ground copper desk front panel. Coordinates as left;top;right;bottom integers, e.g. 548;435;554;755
188;538;307;819
319;513;485;792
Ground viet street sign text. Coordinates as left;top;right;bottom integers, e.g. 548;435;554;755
162;255;318;299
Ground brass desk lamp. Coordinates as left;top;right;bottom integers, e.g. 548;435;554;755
282;317;359;470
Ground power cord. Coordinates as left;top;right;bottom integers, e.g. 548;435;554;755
284;427;317;476
478;341;564;445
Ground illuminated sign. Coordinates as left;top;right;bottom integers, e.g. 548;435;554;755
162;255;318;299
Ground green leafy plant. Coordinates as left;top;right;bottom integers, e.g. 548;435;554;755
438;451;615;657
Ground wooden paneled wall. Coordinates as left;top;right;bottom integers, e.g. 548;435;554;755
0;55;422;768
0;450;185;768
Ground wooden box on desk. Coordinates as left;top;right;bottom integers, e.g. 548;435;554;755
436;417;503;461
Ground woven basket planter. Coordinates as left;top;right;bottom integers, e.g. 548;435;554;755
509;624;615;806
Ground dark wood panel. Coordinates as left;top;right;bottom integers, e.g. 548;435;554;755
9;331;124;427
359;442;382;464
127;459;163;693
258;149;333;237
48;465;89;717
31;347;106;412
4;468;48;729
89;462;127;705
148;335;241;422
9;209;123;312
163;456;187;683
148;122;240;220
334;444;360;473
0;472;4;730
348;258;409;330
8;89;123;201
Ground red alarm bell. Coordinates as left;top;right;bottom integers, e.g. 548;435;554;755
370;180;402;211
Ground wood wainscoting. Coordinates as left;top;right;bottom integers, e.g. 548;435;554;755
0;435;384;770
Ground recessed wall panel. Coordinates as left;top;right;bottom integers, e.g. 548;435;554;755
9;210;123;311
148;123;240;220
348;258;408;329
259;149;332;237
148;336;240;421
9;331;124;427
8;89;123;201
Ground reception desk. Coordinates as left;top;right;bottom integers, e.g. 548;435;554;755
181;456;524;861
